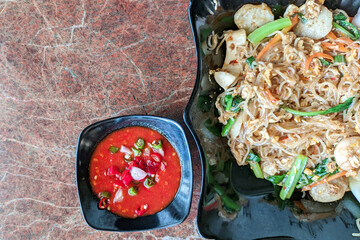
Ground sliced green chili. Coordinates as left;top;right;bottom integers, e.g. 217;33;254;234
135;138;145;149
151;140;162;149
124;154;132;162
144;177;156;188
221;118;235;137
109;146;119;153
279;155;308;200
248;17;292;44
132;147;141;156
99;191;111;199
128;186;138;196
281;97;354;116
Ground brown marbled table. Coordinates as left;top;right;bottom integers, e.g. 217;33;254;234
0;0;203;239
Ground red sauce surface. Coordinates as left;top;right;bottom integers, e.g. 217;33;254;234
89;126;181;218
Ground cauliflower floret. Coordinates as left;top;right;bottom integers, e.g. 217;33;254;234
234;3;274;34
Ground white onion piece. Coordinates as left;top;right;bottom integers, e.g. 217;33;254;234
143;147;150;157
147;143;164;157
120;145;131;155
130;167;147;181
352;8;360;28
113;188;123;203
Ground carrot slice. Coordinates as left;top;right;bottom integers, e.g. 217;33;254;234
326;31;337;40
322;42;349;52
302;170;348;192
256;15;299;61
304;52;334;70
265;88;278;103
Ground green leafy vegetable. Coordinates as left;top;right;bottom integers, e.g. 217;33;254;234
296;173;313;189
333;12;347;21
337;20;360;39
248;17;292;44
279;155;308;200
320;59;331;66
333;22;357;40
267;174;286;185
281;97;354;116
224;94;233;111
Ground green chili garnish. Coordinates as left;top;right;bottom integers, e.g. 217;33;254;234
124;154;132;162
279;155;308;200
99;191;111;199
221;118;235;137
109;146;119;153
135;137;145;149
248;17;292;44
246;150;264;179
334;55;346;63
128;186;138;196
281;97;354;116
144;177;156;188
132;147;141;156
151;140;162;149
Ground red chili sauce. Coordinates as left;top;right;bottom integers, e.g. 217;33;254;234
89;126;181;218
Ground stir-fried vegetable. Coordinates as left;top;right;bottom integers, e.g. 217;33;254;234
267;174;286;185
246;56;256;69
304;52;334;70
282;97;354;116
256;15;299;61
221;118;235;136
279;155;308;200
320;59;332;66
334;55;346;63
333;12;348;21
248;17;292;44
333;22;358;40
302;170;348;192
246;150;264;179
224;94;233;111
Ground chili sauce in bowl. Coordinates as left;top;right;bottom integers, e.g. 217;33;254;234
89;126;181;218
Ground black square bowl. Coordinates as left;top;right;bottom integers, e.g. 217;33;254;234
76;115;193;231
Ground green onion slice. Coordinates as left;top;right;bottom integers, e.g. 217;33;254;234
248;17;292;45
334;55;346;63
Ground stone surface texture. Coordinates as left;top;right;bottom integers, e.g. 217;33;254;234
0;0;202;239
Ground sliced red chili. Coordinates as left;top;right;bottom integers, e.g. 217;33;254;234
113;179;125;188
135;204;148;216
146;160;159;174
107;166;119;176
127;161;139;170
151;153;162;162
98;197;110;209
133;156;142;162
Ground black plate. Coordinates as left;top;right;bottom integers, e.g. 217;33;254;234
184;0;360;239
76;115;193;231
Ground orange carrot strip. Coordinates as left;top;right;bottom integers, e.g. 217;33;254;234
326;31;337;40
256;15;299;61
265;88;278;103
304;52;334;70
302;170;348;192
322;42;349;52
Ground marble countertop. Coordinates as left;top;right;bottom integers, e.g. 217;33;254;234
1;0;203;238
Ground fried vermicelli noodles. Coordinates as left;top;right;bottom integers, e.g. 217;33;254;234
214;31;360;178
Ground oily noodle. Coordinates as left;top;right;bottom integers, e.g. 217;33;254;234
215;31;360;177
